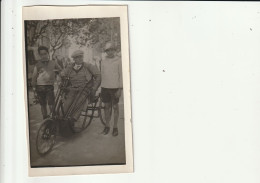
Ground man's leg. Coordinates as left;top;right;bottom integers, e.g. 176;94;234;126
62;89;78;129
71;91;89;120
63;89;77;116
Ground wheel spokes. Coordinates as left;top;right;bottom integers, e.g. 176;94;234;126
36;121;57;155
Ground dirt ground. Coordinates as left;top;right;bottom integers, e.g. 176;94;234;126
27;90;126;167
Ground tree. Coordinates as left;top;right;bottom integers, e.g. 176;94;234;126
72;18;121;51
44;19;71;59
25;18;121;60
25;20;50;47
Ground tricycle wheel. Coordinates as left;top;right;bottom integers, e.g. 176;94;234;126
36;119;57;156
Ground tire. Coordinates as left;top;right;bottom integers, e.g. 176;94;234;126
36;119;57;156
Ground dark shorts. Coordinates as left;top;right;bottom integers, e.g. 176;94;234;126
36;85;55;105
101;88;120;104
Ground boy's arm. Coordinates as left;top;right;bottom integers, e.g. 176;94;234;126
118;60;123;89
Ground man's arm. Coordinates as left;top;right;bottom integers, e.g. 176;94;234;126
86;63;101;91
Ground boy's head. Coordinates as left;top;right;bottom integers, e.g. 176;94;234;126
38;46;49;62
104;42;116;58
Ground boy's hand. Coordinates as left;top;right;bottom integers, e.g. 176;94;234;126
89;88;97;103
115;88;122;98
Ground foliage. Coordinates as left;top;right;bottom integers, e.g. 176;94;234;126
25;17;121;59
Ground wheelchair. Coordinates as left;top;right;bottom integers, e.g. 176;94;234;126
36;77;106;155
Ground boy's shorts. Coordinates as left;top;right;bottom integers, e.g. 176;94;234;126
36;85;55;105
101;87;120;104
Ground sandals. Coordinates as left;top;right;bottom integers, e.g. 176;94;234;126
102;127;119;136
112;128;118;136
102;127;110;135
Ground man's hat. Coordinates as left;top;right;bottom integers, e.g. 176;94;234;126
71;50;84;58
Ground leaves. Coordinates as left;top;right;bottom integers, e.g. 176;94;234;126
25;17;121;58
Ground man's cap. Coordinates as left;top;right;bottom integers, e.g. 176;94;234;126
104;42;115;51
71;50;84;58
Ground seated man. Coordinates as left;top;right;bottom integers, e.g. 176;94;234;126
61;50;101;124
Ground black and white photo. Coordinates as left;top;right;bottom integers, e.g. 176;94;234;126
23;5;133;176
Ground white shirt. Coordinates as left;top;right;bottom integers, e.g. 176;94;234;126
101;56;123;88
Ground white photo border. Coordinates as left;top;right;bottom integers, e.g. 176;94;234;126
22;5;133;177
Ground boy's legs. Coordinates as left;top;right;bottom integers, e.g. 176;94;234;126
101;88;121;136
112;89;120;136
36;85;48;119
101;88;112;134
46;85;55;115
40;104;48;119
112;103;119;128
104;102;112;127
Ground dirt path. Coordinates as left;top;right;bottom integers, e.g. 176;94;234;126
28;91;126;167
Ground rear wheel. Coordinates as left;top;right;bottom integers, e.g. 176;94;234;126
36;119;57;156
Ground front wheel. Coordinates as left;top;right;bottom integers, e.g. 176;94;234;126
36;119;57;156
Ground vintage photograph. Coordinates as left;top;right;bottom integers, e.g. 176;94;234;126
23;6;133;175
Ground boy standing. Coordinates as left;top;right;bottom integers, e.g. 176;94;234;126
101;42;123;136
31;46;61;119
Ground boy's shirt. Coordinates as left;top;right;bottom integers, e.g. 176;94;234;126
101;56;123;89
32;60;60;87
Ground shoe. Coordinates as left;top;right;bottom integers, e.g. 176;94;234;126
102;127;110;135
112;128;118;136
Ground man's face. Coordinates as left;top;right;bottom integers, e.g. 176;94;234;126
39;50;49;62
73;55;83;65
105;48;115;58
